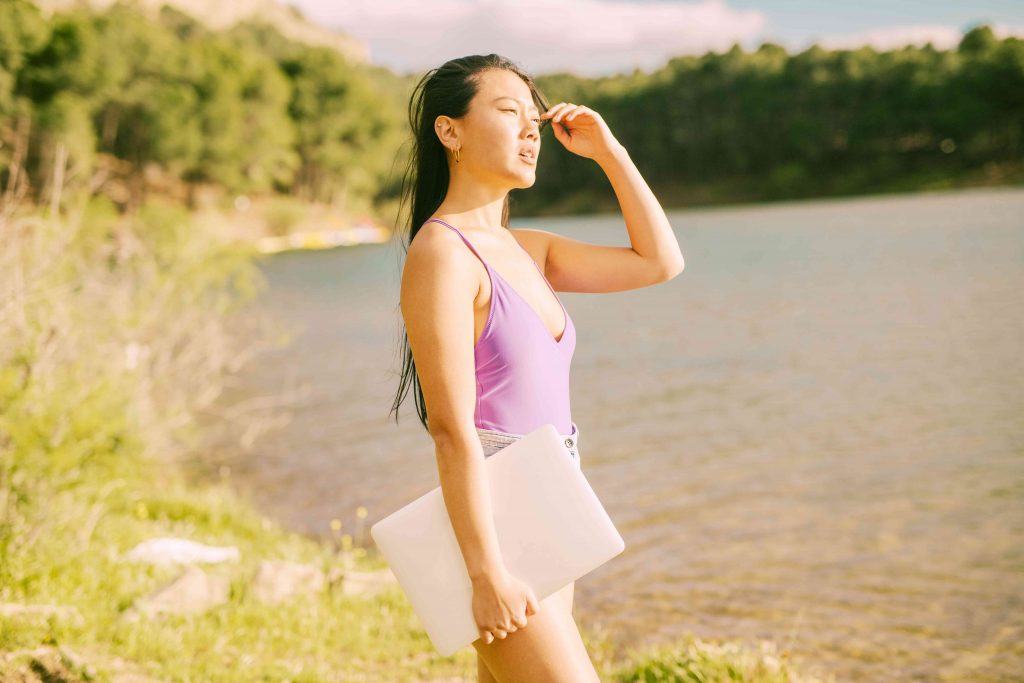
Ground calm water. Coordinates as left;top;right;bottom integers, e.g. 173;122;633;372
197;187;1024;682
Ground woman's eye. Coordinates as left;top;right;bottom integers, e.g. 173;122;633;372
503;109;541;125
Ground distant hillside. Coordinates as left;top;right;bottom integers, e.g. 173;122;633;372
32;0;369;62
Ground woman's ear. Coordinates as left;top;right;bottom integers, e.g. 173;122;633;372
435;116;457;145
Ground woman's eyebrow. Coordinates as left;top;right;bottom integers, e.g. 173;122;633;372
492;96;540;113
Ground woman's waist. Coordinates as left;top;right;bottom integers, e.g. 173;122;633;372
475;420;579;460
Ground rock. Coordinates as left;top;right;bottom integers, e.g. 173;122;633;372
0;645;94;682
249;559;325;605
0;602;84;624
123;565;231;620
339;567;397;597
0;644;166;682
327;564;346;587
56;645;89;676
123;536;240;565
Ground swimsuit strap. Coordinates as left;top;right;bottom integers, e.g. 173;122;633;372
423;218;490;267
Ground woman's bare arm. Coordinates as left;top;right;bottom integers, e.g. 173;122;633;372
401;225;506;582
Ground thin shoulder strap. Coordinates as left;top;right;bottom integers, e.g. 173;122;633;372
423;218;489;266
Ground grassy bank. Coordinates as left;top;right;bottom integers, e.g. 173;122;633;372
534;158;1024;217
0;196;832;682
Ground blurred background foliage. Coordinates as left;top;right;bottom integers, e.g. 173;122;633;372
0;0;409;217
0;0;1021;224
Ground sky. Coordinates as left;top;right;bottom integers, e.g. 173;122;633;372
288;0;1024;77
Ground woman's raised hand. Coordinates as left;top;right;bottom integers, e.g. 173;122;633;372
541;102;622;162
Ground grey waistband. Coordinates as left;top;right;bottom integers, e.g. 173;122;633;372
475;421;580;462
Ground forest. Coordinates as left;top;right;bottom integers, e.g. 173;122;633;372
1;0;1021;219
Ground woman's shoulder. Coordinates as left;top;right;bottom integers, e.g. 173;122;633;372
408;220;472;261
403;221;483;289
508;227;553;269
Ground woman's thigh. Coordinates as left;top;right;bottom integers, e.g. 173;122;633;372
477;582;575;683
473;581;597;683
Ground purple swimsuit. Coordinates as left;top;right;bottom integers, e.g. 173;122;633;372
424;218;576;435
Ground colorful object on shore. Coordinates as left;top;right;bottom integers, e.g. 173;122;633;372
255;221;391;254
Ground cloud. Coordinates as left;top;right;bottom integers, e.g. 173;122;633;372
795;22;1024;52
290;0;767;76
289;0;1024;75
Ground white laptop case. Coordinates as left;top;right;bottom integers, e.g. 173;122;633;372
370;423;625;656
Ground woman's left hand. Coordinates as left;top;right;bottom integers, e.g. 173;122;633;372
542;103;621;162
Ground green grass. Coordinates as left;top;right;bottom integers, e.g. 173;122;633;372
0;457;834;681
612;634;834;683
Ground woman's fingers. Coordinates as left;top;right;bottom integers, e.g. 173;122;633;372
565;105;592;122
555;105;581;123
542;102;570;119
526;592;539;616
542;102;579;123
481;606;532;644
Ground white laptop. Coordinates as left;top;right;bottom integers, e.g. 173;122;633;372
370;423;625;657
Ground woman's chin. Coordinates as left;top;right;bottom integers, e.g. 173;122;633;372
513;167;537;187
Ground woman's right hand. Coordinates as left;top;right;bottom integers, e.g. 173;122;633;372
471;568;541;645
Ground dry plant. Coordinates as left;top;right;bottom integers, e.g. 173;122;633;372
0;118;304;561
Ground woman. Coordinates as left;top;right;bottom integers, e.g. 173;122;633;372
390;54;683;682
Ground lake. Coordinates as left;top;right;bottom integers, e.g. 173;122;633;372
197;186;1024;682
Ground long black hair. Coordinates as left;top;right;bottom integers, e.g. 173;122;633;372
389;54;551;433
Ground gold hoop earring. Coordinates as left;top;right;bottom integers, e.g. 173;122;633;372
454;146;461;163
